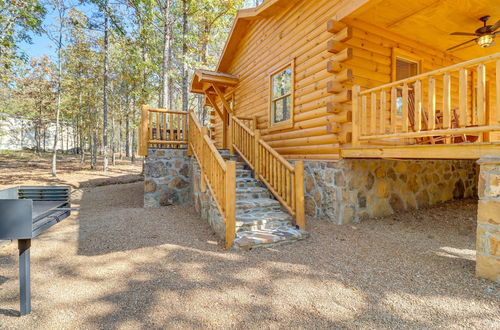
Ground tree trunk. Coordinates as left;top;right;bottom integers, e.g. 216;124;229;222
181;0;189;112
111;111;116;166
199;24;209;124
125;97;130;158
159;0;171;109
102;0;109;172
51;1;65;176
119;115;123;160
131;96;136;163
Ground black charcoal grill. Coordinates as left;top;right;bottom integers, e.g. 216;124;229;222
0;186;74;316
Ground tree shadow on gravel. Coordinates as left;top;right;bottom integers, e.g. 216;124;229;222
65;182;500;328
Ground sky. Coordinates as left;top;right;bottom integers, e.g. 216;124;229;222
19;2;95;60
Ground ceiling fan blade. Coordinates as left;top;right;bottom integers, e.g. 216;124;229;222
490;19;500;32
447;38;478;51
450;32;477;36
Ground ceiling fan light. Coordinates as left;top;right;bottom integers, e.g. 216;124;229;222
477;34;495;48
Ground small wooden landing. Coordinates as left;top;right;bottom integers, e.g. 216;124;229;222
341;143;500;160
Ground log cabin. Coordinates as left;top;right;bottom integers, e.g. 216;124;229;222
139;0;500;282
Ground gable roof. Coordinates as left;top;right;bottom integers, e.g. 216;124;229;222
216;0;293;72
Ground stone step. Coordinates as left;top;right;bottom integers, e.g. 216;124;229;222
236;168;253;178
236;177;264;189
236;198;282;214
233;226;309;250
235;211;294;232
236;186;272;199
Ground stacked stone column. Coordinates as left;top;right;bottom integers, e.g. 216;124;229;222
144;149;191;208
476;156;500;283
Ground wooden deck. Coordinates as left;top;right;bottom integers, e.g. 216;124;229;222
342;143;500;159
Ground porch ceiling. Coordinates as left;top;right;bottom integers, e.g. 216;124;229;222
348;0;500;60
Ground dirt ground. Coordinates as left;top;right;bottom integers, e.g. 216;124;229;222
0;153;499;329
0;150;143;188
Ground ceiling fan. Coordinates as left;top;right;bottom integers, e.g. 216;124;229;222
447;15;499;51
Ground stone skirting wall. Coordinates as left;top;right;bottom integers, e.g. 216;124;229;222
304;159;478;224
190;158;226;240
476;156;500;283
144;149;191;208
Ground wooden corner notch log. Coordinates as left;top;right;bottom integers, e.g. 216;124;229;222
327;40;347;54
339;131;352;144
329;89;352;103
327;27;352;54
327;48;354;65
326;102;350;113
331;26;352;42
327;19;346;33
326;69;352;93
328;111;352;124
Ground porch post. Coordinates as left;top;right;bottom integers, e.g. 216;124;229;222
476;156;500;283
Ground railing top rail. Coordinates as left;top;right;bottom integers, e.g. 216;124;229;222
360;52;500;95
236;116;253;121
189;110;202;131
232;116;255;136
147;108;189;115
203;134;227;170
258;139;295;172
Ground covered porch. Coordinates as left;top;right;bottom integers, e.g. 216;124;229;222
336;0;500;159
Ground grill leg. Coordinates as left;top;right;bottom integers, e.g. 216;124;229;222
18;239;31;316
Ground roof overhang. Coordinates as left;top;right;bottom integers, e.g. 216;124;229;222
190;69;239;94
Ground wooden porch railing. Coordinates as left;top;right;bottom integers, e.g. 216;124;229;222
230;116;305;229
138;105;189;156
352;53;500;146
188;111;236;249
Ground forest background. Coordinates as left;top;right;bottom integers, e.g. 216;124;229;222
0;0;263;174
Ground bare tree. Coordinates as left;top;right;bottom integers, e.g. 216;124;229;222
181;0;189;112
157;0;171;109
47;0;68;177
102;0;110;172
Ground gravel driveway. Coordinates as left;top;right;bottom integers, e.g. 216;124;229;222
0;181;498;329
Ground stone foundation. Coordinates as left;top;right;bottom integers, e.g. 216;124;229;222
304;159;478;224
190;158;226;240
144;149;191;208
476;156;500;283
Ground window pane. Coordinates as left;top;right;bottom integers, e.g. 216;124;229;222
273;95;291;123
272;67;291;99
396;58;418;81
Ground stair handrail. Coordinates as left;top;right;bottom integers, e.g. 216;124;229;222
188;110;236;249
230;115;305;229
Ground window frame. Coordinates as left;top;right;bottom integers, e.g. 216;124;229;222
391;48;422;82
392;48;423;116
268;60;295;130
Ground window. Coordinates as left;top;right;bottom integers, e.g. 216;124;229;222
392;49;421;116
270;63;294;128
395;57;419;81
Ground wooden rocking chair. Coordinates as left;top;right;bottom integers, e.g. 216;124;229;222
406;89;478;144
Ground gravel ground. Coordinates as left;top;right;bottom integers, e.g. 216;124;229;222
0;178;498;329
0;151;143;189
